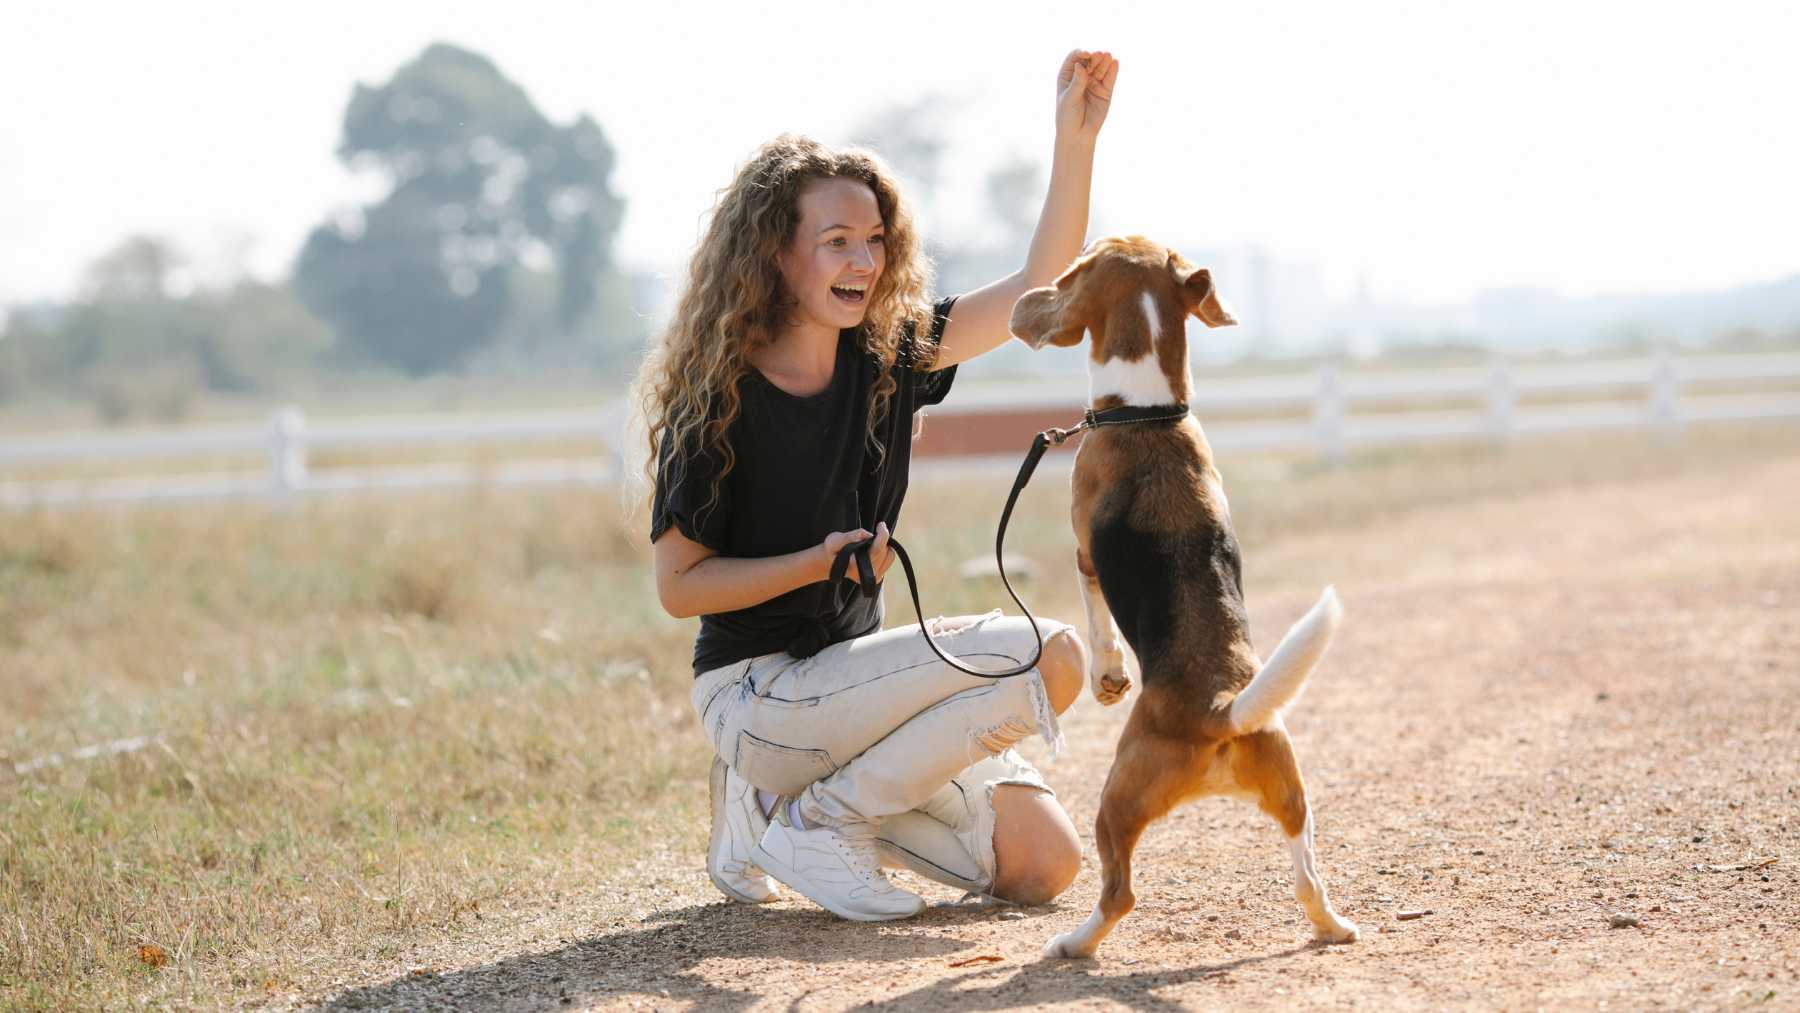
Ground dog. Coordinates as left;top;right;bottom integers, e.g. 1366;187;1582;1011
1009;236;1359;959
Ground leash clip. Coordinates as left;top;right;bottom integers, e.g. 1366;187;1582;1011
1044;410;1100;447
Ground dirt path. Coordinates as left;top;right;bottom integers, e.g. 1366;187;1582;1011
313;452;1800;1011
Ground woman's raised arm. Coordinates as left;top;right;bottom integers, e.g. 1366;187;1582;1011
932;49;1118;371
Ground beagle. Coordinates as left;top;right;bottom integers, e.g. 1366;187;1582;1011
1010;236;1359;959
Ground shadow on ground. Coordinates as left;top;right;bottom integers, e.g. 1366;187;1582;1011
316;899;1314;1011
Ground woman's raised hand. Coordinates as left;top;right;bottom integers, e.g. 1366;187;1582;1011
819;522;896;583
1055;49;1118;145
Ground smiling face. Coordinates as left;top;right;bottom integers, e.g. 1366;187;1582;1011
777;176;887;333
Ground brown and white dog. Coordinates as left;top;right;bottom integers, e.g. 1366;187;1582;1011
1009;236;1359;959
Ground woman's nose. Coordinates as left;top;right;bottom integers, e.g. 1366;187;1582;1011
852;243;878;271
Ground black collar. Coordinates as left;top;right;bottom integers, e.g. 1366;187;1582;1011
1046;402;1189;447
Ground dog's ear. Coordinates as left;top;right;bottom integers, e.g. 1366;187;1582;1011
1171;256;1238;329
1010;256;1094;349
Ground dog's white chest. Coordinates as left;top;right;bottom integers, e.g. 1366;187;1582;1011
1088;353;1178;407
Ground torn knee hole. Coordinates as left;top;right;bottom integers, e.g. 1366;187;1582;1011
973;717;1034;754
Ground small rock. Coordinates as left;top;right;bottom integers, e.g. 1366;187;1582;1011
998;910;1025;920
958;555;1036;582
1608;913;1640;929
1224;929;1242;939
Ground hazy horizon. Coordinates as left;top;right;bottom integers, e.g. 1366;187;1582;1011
5;0;1797;310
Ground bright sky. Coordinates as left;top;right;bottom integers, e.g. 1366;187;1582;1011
3;0;1796;307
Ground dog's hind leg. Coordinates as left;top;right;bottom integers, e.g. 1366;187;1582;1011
1044;722;1186;959
1075;547;1131;705
1234;728;1359;943
1042;779;1146;959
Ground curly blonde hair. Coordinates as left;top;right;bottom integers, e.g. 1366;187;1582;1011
633;134;937;525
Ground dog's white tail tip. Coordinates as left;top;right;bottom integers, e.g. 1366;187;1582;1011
1225;585;1343;735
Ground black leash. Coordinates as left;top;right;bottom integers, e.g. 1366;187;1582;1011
828;402;1190;678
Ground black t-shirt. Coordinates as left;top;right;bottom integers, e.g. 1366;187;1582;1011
651;297;959;674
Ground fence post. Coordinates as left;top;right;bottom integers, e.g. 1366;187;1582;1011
596;403;630;489
1314;365;1345;466
1649;350;1681;442
1486;360;1515;445
269;407;308;499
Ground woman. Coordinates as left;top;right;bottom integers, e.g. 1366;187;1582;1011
637;50;1118;921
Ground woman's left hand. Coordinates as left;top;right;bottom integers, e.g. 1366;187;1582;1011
1055;49;1118;145
867;522;896;580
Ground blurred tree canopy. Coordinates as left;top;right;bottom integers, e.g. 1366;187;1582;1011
0;235;332;420
295;42;627;375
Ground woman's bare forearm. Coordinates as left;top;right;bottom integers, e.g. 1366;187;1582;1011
1021;137;1095;288
660;547;826;619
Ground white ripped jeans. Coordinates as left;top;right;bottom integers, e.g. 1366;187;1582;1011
690;611;1068;890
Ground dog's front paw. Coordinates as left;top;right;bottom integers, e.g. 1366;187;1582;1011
1043;931;1098;959
1090;652;1131;706
1093;673;1131;706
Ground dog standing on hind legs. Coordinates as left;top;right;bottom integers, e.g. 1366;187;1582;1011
1009;236;1360;959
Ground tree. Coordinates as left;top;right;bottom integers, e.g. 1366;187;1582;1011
80;235;185;301
0;235;332;417
295;43;625;375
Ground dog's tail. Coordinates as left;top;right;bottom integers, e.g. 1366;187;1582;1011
1225;586;1343;735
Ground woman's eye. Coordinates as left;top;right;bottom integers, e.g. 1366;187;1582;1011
869;235;885;245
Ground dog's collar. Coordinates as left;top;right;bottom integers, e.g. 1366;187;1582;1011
1045;403;1189;446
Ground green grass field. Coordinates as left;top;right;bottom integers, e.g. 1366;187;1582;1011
3;421;1797;1009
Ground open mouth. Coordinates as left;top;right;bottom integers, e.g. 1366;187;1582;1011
830;283;867;305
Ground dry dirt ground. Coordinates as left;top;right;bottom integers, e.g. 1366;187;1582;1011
309;448;1798;1011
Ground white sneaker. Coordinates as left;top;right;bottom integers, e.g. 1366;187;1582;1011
751;812;926;922
708;756;779;904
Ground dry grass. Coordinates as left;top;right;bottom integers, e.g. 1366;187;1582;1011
0;488;693;1010
2;421;1796;1009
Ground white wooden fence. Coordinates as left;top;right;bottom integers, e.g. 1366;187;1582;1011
4;351;1798;509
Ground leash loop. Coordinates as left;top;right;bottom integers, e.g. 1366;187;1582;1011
825;403;1189;679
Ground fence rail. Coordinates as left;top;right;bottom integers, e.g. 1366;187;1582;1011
4;351;1799;508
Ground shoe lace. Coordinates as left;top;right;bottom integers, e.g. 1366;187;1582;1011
832;822;886;882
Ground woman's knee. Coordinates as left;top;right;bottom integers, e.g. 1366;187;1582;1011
1038;625;1087;715
989;785;1082;905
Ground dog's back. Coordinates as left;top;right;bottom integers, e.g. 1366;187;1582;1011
1077;418;1256;701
